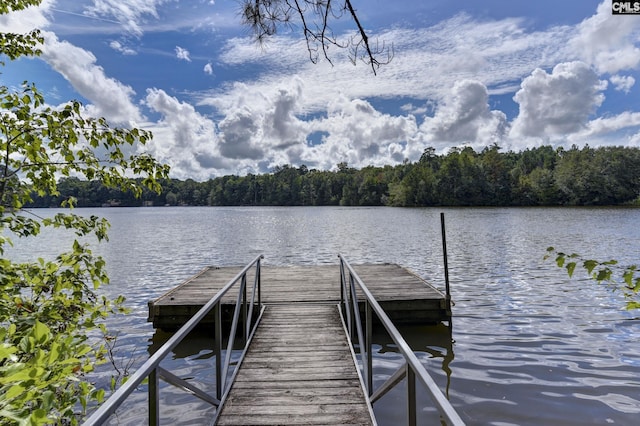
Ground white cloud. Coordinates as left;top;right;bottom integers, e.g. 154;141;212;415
571;1;640;74
40;31;143;125
7;0;640;179
401;103;430;116
83;0;172;36
420;80;508;147
629;131;640;146
175;46;191;61
307;95;418;169
208;14;574;115
194;6;639;172
217;108;265;160
109;40;137;55
0;0;53;32
510;62;607;139
144;88;225;179
610;74;636;93
194;77;421;174
568;111;640;142
143;81;315;177
217;78;309;164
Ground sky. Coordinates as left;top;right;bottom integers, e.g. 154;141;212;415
1;0;640;180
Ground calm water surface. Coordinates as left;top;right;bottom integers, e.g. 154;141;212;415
8;207;640;425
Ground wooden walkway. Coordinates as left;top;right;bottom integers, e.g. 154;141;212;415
215;304;374;425
144;263;454;425
148;264;449;330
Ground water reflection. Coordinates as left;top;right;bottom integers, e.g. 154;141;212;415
366;322;456;426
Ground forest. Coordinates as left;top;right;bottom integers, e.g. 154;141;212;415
28;145;640;208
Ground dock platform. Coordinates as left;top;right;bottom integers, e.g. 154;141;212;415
215;303;374;425
148;264;450;330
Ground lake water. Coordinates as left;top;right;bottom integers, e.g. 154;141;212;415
7;206;640;425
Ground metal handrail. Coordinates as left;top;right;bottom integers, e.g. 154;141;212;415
338;254;465;426
83;254;265;426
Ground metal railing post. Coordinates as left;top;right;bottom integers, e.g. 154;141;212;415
257;259;262;308
149;368;159;426
221;277;245;391
337;253;465;426
349;273;356;340
407;367;416;426
82;255;264;426
348;272;368;389
339;260;345;314
365;299;373;396
214;303;222;401
242;274;248;342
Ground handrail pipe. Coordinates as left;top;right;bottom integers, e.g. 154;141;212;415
338;254;464;426
82;255;265;426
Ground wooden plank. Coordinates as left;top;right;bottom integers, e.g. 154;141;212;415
215;413;372;426
215;304;374;426
229;379;364;390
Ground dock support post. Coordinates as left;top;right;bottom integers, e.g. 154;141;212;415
407;366;417;426
149;368;159;426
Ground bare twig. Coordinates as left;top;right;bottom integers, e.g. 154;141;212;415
240;0;392;74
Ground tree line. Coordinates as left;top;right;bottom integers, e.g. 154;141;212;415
28;144;640;208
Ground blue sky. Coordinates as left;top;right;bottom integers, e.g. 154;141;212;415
2;0;640;179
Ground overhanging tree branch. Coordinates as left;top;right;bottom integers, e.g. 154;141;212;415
241;0;393;74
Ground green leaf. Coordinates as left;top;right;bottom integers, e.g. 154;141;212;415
595;269;612;282
566;262;577;278
93;388;105;403
29;408;50;425
41;390;55;411
47;342;61;364
32;320;50;344
583;260;598;275
4;383;26;400
626;301;640;310
0;344;17;362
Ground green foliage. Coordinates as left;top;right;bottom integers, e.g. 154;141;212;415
28;144;640;208
1;1;170;423
0;1;43;64
545;247;640;310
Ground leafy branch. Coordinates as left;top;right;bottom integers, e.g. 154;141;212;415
545;247;640;310
1;3;170;422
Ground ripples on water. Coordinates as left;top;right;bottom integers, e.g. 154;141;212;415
6;206;639;425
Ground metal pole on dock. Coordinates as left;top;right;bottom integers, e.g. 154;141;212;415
440;212;451;303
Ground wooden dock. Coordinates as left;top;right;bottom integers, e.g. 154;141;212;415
215;304;374;425
148;264;450;330
142;263;457;425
